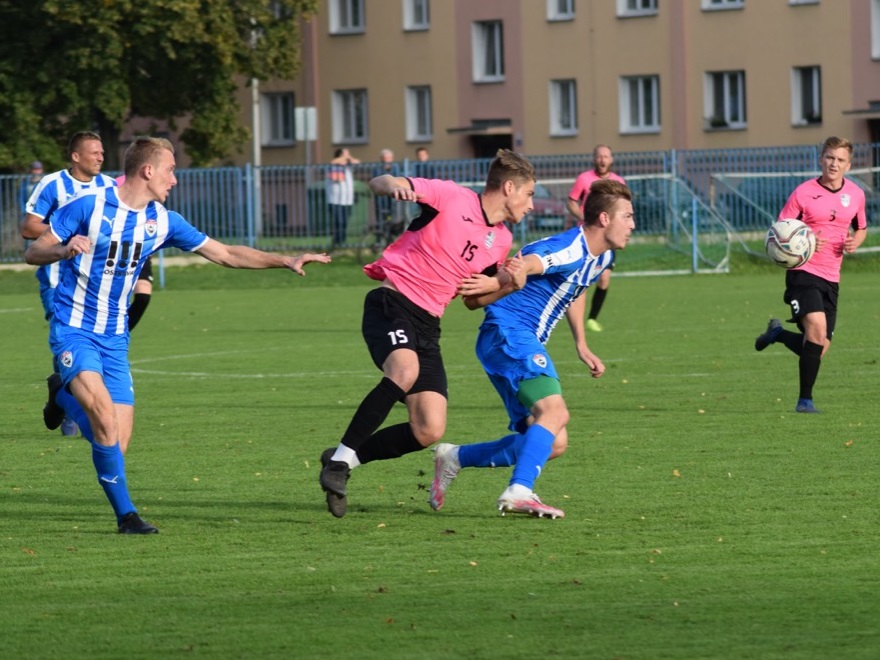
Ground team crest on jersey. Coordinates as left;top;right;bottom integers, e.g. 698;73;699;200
485;231;495;249
145;219;158;237
532;353;547;368
840;194;851;208
60;351;73;368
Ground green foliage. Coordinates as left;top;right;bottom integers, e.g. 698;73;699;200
0;0;318;170
2;265;879;658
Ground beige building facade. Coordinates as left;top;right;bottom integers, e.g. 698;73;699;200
232;0;880;167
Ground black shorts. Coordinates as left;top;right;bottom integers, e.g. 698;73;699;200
138;256;153;283
361;287;448;398
783;269;838;339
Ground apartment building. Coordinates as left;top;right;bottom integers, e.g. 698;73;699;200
232;0;880;167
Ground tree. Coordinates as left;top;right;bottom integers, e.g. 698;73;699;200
0;0;317;171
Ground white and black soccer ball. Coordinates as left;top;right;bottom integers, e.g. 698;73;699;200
764;218;816;268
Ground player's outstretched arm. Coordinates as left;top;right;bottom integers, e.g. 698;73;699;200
25;231;90;265
195;239;331;274
460;253;535;310
368;174;420;202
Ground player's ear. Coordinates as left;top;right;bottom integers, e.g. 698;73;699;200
597;211;610;227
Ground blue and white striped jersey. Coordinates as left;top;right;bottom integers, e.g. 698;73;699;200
26;169;117;294
49;187;209;335
483;227;614;344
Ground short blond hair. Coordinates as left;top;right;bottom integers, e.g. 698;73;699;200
123;137;175;178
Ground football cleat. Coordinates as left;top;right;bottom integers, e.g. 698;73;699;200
754;318;782;352
320;447;350;518
795;398;821;414
429;443;461;511
585;318;603;333
60;417;79;437
43;374;65;431
498;491;565;519
117;512;159;534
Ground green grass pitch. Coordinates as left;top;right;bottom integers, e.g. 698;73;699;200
1;258;878;659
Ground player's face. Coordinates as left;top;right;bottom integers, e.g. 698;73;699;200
593;147;613;176
506;179;535;224
71;139;105;179
604;198;635;250
147;149;178;203
819;147;851;187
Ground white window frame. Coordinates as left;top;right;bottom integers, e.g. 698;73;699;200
791;66;822;126
332;89;368;144
472;21;505;83
329;0;365;35
618;75;661;134
549;79;578;136
547;0;575;22
261;92;295;146
702;0;744;10
403;0;430;31
617;0;658;17
872;0;880;60
704;70;747;130
405;85;433;141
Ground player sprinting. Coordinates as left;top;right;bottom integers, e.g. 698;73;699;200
754;136;868;413
26;136;330;534
431;179;634;519
319;149;536;518
566;144;627;333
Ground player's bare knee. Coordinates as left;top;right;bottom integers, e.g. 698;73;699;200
411;421;445;447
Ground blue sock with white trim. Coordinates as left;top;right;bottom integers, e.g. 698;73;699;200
91;442;135;521
509;424;555;491
458;433;520;468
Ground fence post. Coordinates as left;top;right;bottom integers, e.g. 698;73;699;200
244;163;254;247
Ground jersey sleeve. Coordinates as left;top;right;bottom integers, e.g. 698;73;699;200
48;196;91;242
568;174;586;202
410;178;462;211
166;211;209;252
778;189;803;221
27;180;57;220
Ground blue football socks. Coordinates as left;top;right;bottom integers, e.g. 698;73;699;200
458;433;519;468
91;442;135;520
509;424;555;491
55;387;94;442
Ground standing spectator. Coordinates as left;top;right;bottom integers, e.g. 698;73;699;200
26;136;330;534
372;148;403;244
326;148;360;248
754;136;868;413
413;146;434;178
318;149;536;518
21;131;117;437
566;144;627;333
430;180;635;519
19;161;44;215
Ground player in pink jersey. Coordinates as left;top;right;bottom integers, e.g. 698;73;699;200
566;144;627;332
754;136;868;413
319;149;536;518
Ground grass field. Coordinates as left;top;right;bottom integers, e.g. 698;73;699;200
1;256;878;659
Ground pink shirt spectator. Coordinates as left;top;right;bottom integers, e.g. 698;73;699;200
364;178;513;317
568;170;627;209
779;178;867;283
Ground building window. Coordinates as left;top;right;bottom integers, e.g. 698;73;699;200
872;0;880;59
702;0;744;9
550;79;578;136
261;93;295;146
789;0;819;5
791;66;822;125
704;71;746;129
619;75;660;133
617;0;658;17
332;89;368;143
406;86;433;141
329;0;365;34
472;21;504;83
547;0;575;21
403;0;430;31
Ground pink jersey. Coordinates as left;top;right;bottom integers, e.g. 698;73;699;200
779;178;867;283
364;178;513;316
568;170;627;207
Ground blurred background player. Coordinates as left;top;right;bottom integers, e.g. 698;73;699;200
19;160;44;218
21;131;117;436
566;144;627;332
754;136;867;413
430;180;634;519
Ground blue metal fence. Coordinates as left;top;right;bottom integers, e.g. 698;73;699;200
2;142;877;264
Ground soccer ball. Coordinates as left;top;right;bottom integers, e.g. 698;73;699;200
764;219;816;268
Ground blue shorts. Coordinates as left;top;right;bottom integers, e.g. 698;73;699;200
48;324;134;405
476;322;559;433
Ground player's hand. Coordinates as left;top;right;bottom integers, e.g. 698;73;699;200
458;274;500;296
814;232;827;253
580;350;605;378
503;252;527;290
390;186;422;202
288;252;332;276
64;235;92;259
843;235;858;254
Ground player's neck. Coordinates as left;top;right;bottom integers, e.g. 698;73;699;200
67;167;94;183
116;184;154;211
